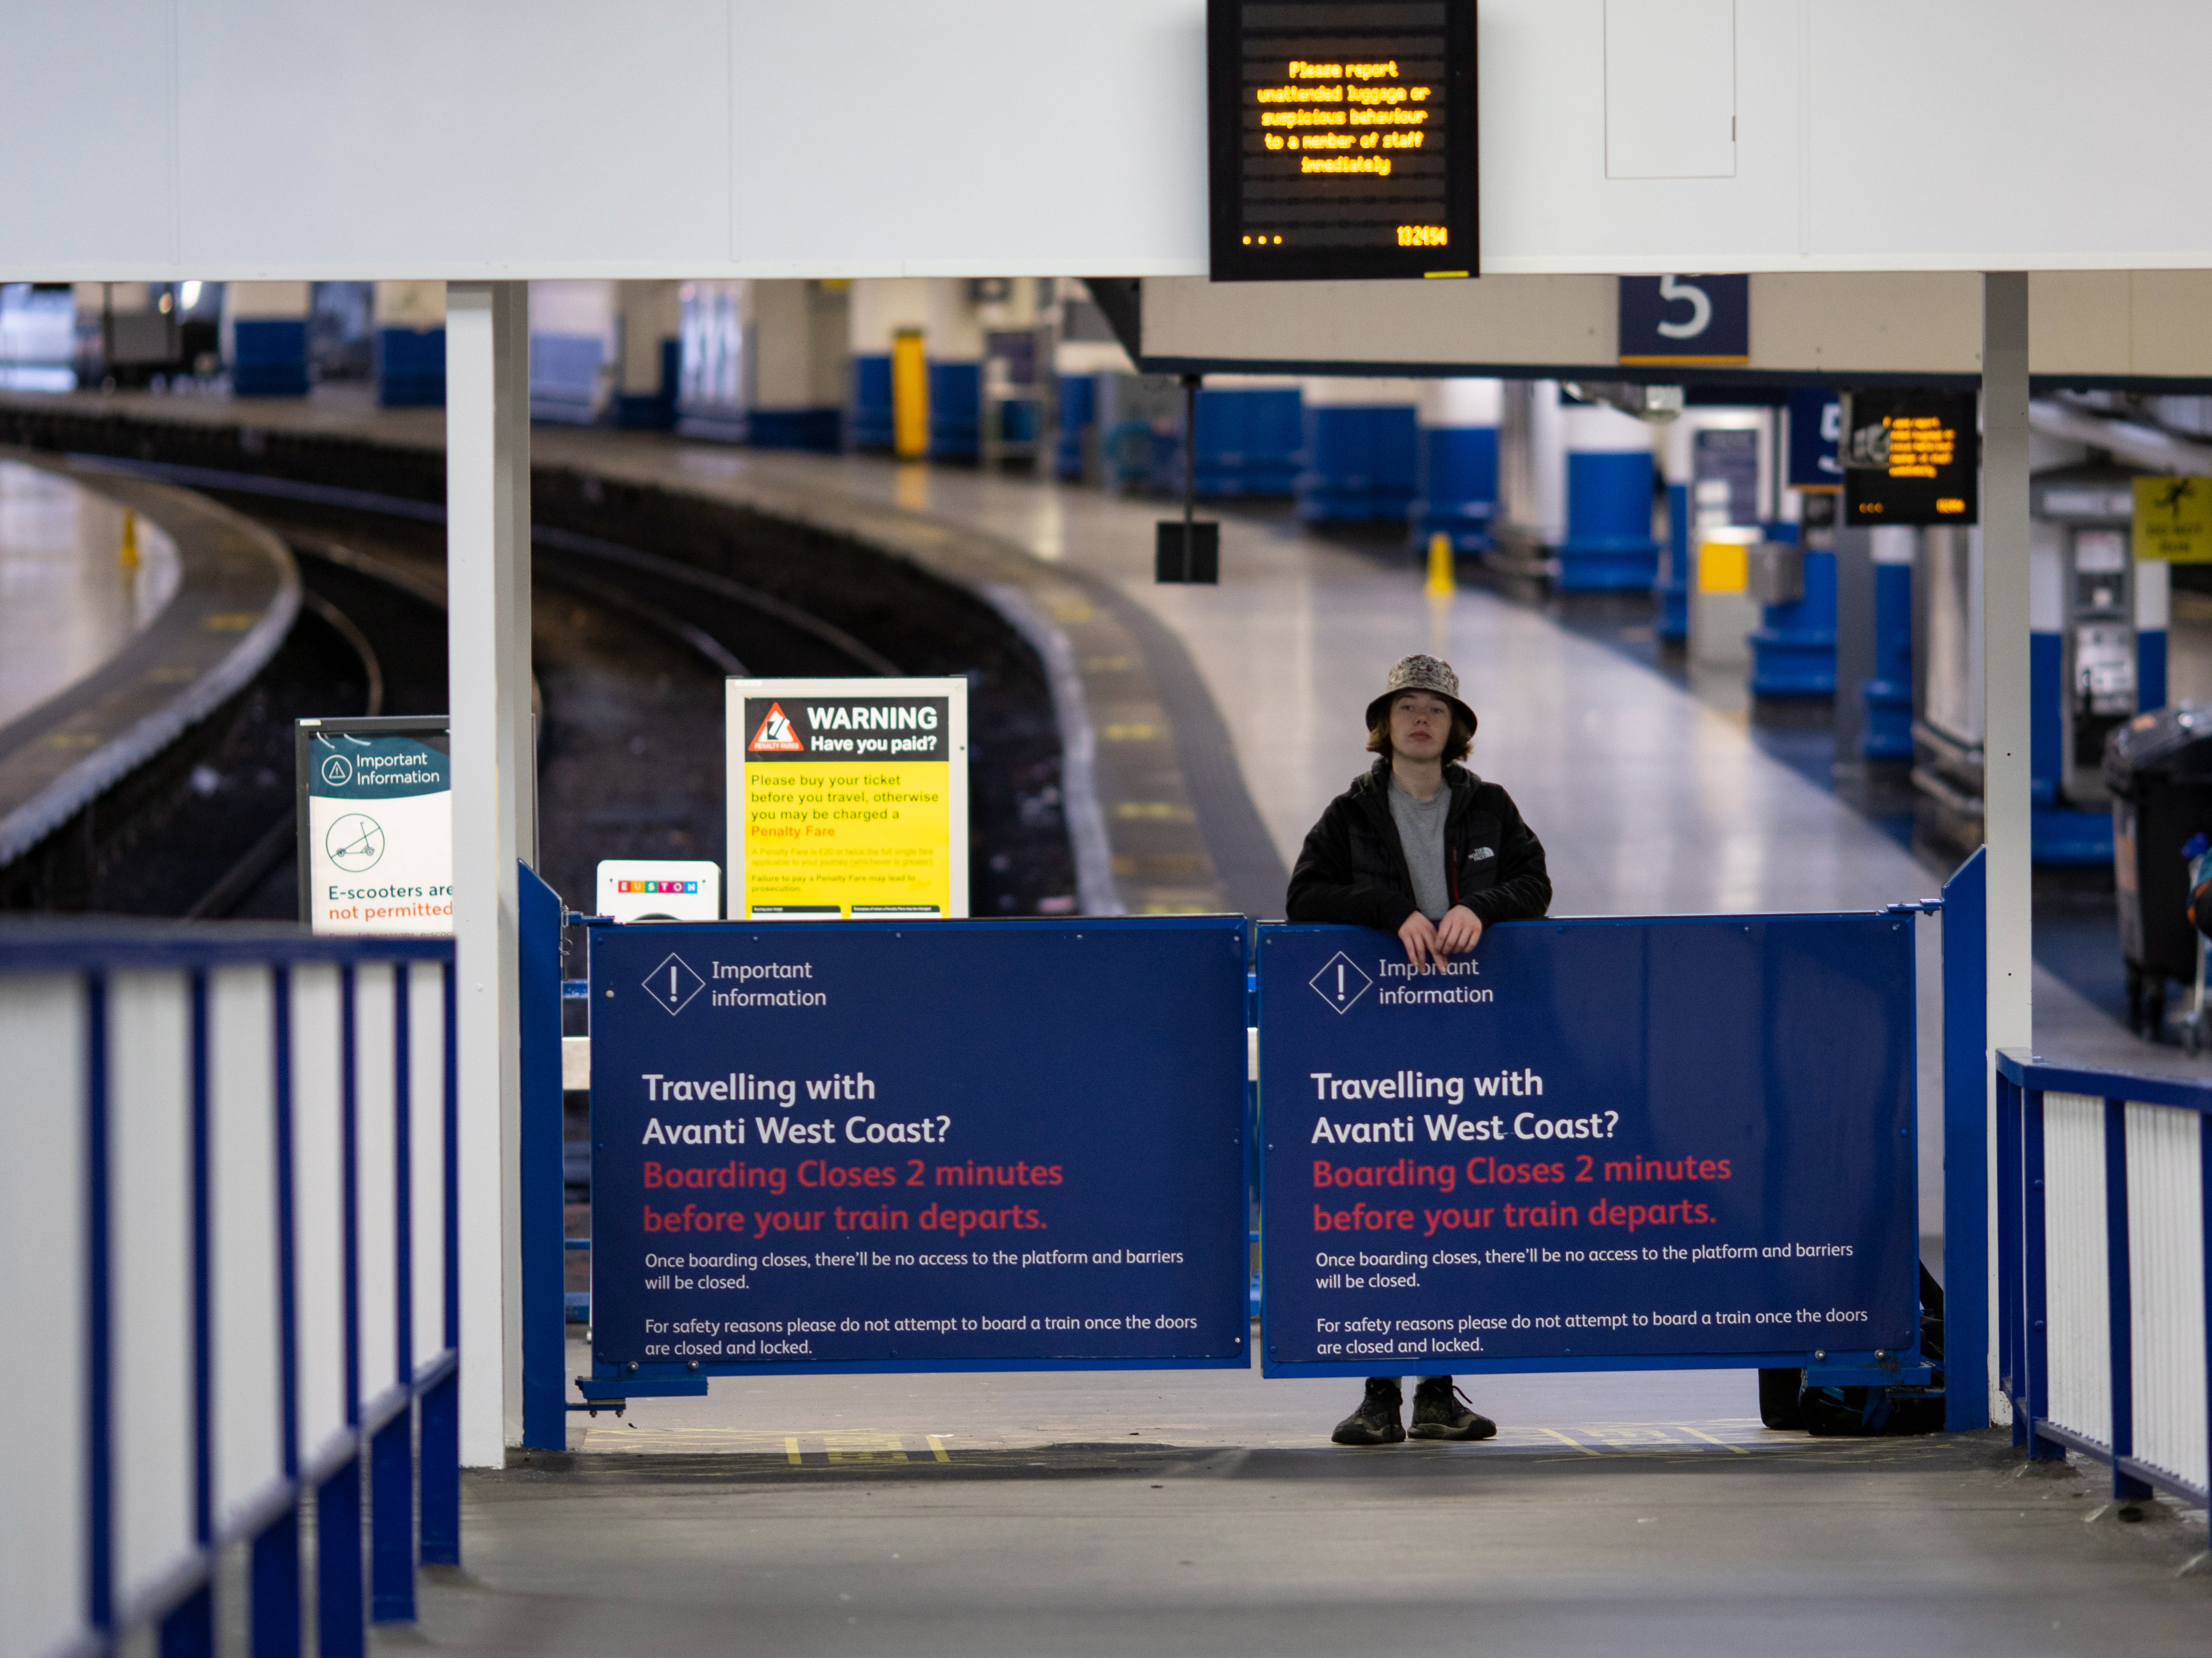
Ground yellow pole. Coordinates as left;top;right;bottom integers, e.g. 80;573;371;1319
1424;530;1454;597
119;509;139;571
891;328;928;459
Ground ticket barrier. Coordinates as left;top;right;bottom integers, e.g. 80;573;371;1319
530;859;1987;1441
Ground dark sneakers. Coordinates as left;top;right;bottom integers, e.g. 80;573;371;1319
1408;1378;1497;1441
1330;1377;1406;1445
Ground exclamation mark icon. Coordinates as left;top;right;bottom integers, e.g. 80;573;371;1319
669;964;679;1002
1336;964;1345;1001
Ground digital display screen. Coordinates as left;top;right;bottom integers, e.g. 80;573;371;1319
1840;390;1979;526
1208;0;1478;282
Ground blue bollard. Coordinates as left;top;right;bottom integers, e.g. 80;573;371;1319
1749;525;1837;696
375;328;445;408
927;359;981;461
1193;386;1302;496
1411;378;1500;553
1054;372;1097;479
1557;403;1659;592
849;355;894;451
1656;480;1691;641
1861;546;1913;758
1296;383;1418;522
231;318;309;398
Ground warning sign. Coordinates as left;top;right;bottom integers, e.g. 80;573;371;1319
2133;476;2212;563
725;678;968;920
748;701;804;752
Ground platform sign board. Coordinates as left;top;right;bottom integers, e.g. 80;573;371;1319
295;716;453;934
1207;0;1479;282
1840;390;1979;525
1618;275;1749;365
1257;917;1919;1377
725;678;968;920
586;917;1250;1378
1786;387;1844;491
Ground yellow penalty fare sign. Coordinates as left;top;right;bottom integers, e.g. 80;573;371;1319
2134;476;2212;563
725;678;970;920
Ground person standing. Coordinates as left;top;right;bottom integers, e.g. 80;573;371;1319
1286;654;1552;1445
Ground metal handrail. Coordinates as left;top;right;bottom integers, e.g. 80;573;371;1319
2;926;459;1658
1994;1051;2212;1514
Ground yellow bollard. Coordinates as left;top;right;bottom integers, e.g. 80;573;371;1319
891;328;929;460
1424;530;1454;597
119;510;139;571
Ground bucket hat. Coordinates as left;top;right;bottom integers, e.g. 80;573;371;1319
1365;654;1477;731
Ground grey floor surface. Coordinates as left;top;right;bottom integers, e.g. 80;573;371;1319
397;1421;2209;1657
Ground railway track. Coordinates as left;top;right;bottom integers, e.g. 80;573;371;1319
22;460;1073;921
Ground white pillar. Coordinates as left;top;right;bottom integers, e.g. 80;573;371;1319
1983;274;2031;1067
446;281;532;1464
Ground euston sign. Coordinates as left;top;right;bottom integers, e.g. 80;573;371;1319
1208;0;1479;282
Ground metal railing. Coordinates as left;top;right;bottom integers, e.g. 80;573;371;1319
1;927;459;1658
1997;1053;2211;1509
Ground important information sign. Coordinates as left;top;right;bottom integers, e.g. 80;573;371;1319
588;918;1250;1376
1259;917;1918;1376
297;719;453;935
726;677;968;920
1208;0;1478;282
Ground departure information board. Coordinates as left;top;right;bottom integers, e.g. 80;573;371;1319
1840;390;1979;526
1208;0;1478;282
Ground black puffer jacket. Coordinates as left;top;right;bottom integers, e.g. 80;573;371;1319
1285;761;1551;933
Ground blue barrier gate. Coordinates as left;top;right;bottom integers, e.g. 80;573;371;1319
0;927;459;1658
1258;915;1926;1380
577;916;1250;1401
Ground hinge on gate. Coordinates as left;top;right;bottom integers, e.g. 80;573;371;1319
1883;900;1944;915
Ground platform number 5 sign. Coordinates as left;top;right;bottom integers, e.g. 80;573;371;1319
1619;274;1749;365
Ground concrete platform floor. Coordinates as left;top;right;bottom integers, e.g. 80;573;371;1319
399;1397;2210;1656
0;454;178;728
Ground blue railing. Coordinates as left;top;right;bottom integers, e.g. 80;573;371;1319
1996;1052;2212;1508
1;927;459;1658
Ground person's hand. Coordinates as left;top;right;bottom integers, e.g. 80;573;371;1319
1434;905;1484;958
1397;909;1442;969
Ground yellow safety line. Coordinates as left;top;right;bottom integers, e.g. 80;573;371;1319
1676;1425;1750;1455
784;1436;803;1466
1541;1427;1603;1457
927;1435;952;1464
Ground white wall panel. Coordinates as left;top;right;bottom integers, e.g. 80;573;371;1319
729;0;1206;276
291;965;351;1470
108;971;195;1614
1604;0;1735;180
209;967;285;1530
409;964;451;1368
1803;3;2212;269
2042;1092;2111;1448
355;965;400;1405
0;975;85;1658
8;5;2212;280
172;0;731;273
0;0;174;270
2125;1104;2206;1493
